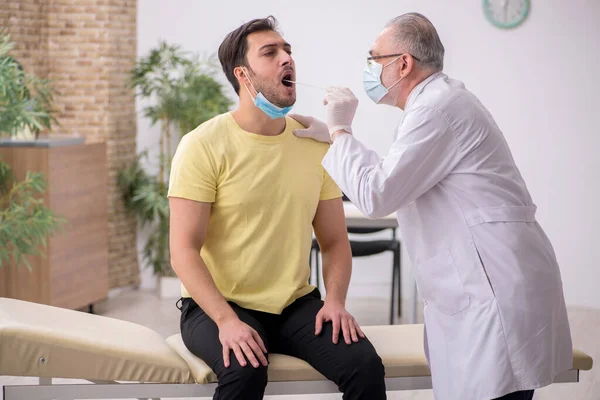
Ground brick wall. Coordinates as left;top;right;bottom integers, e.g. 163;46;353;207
0;1;49;78
1;0;140;289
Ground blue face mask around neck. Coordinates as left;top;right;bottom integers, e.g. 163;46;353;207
253;92;293;119
242;69;293;119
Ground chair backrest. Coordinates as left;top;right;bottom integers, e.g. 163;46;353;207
348;227;388;234
348;227;397;241
342;193;396;238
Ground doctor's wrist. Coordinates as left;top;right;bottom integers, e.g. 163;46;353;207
331;130;350;141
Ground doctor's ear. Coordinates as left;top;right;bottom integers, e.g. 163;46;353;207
400;54;415;75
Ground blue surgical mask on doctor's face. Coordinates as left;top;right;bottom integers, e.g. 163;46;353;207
242;69;293;119
363;56;403;104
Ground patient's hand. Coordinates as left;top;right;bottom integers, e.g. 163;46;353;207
218;317;268;368
315;299;366;345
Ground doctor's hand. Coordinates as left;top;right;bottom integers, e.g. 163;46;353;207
324;86;359;136
315;299;366;345
289;114;332;144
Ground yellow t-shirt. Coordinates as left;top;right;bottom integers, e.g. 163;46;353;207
167;112;342;314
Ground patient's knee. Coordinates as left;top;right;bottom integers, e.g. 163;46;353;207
339;348;385;386
217;362;268;391
339;350;386;398
354;351;385;379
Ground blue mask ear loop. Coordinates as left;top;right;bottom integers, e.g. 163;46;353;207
241;67;259;102
382;55;404;91
383;55;402;68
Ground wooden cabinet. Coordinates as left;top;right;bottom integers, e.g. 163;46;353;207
0;138;108;310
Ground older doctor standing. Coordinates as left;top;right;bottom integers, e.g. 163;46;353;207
291;12;573;400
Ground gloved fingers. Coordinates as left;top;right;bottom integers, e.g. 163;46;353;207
324;90;343;103
293;128;310;137
325;85;347;94
324;92;346;106
345;87;357;97
324;91;358;106
338;89;359;104
323;99;357;115
325;86;357;99
294;129;332;144
288;113;313;128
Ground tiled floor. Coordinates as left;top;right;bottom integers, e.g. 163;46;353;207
1;288;598;399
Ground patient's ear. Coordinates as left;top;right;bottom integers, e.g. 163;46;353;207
234;66;254;96
234;66;250;85
233;66;243;80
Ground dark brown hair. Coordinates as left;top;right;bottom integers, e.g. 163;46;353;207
218;16;279;95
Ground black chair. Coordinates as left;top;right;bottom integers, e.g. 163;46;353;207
309;196;401;325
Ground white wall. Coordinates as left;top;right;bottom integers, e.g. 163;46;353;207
136;1;600;309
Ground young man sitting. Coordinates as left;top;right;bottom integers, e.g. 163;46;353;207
168;15;386;400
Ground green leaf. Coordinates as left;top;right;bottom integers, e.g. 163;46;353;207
120;40;234;276
0;29;59;138
0;159;65;268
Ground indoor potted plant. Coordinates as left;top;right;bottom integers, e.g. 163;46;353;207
0;30;81;147
1;31;108;311
120;41;232;297
0;30;64;270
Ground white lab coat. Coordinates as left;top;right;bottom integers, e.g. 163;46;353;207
322;72;573;400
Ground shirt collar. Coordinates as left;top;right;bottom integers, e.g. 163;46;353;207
404;71;445;111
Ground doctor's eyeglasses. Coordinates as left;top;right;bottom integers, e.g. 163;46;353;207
367;52;420;62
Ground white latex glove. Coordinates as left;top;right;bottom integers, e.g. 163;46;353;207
323;86;359;135
290;114;332;144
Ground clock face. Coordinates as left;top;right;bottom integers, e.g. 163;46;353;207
483;0;530;29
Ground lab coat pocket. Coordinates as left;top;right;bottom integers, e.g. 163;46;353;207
414;248;471;315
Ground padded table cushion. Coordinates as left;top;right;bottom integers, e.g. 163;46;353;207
0;297;593;385
0;298;193;383
166;324;431;383
573;349;594;371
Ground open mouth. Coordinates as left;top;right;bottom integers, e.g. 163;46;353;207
281;72;294;87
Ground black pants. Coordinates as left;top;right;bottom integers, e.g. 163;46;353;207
179;288;386;400
494;390;535;399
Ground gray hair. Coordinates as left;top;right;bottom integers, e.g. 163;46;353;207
385;13;445;72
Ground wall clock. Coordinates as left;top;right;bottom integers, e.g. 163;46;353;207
483;0;530;29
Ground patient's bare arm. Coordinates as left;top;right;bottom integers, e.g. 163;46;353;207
312;197;365;345
169;197;267;368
